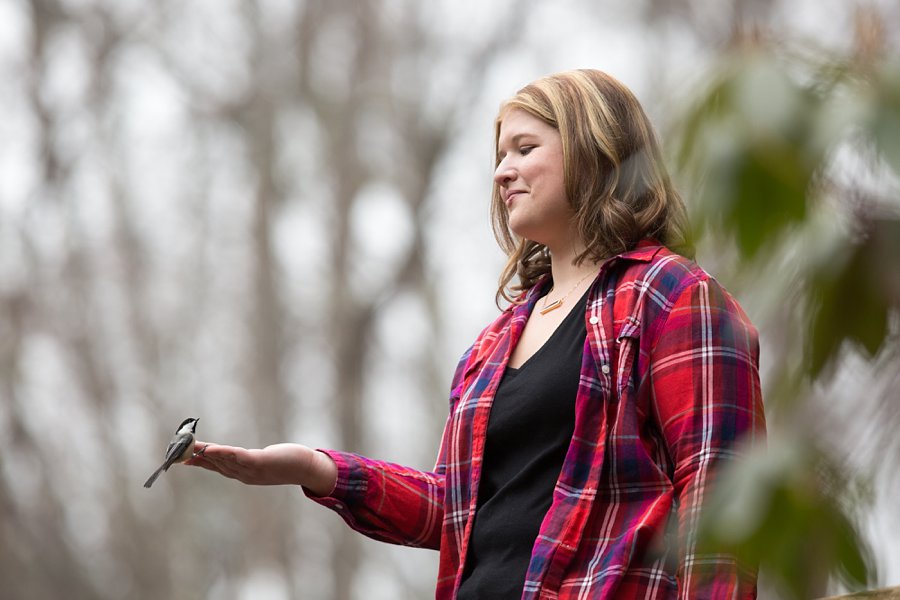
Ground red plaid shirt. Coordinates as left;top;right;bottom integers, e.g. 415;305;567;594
309;242;765;599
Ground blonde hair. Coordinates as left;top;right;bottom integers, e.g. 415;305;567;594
491;69;693;305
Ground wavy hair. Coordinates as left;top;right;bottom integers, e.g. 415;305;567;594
491;69;693;305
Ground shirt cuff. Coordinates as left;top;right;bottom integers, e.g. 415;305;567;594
301;449;369;511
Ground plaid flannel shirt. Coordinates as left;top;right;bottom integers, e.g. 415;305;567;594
309;241;765;599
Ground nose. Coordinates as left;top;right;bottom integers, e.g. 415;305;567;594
493;158;516;187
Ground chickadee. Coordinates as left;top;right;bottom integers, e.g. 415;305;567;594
144;417;203;488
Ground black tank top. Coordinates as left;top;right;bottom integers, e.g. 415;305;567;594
457;289;588;599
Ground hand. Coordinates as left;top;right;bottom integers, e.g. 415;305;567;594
186;441;337;495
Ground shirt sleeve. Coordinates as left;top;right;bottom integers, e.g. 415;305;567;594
303;450;446;549
649;276;765;599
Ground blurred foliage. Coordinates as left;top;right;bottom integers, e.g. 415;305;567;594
680;46;900;379
809;218;900;377
700;438;872;599
677;35;900;600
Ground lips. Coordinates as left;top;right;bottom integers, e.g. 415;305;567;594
505;189;526;205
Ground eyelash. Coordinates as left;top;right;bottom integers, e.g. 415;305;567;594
496;145;536;164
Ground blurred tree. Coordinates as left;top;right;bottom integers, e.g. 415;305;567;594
674;4;900;598
1;0;534;598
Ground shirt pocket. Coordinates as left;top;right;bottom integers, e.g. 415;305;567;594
614;318;641;394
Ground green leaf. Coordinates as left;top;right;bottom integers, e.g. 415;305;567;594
677;53;827;261
808;218;900;377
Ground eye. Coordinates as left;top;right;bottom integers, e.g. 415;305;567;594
519;145;535;156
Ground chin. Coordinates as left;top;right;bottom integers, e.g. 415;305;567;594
509;222;549;247
507;215;535;239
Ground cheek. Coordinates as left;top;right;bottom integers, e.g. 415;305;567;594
543;170;569;210
535;155;566;202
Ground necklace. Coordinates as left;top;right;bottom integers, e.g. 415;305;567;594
539;272;593;315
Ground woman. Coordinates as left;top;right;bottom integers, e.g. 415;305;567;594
188;69;765;598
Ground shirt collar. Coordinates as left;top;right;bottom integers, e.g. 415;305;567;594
613;239;665;263
513;240;668;310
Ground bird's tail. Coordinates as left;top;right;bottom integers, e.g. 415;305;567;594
143;466;165;488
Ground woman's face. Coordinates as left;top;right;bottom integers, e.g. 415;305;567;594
494;109;573;251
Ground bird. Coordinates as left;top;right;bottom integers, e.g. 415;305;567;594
144;417;202;488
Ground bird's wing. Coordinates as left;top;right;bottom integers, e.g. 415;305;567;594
163;434;192;465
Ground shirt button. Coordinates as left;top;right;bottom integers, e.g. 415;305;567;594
589;316;599;325
334;503;343;510
601;364;610;374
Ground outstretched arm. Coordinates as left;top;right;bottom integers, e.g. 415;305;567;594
187;442;338;496
187;440;446;549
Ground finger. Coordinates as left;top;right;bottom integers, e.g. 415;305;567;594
185;447;214;466
195;443;250;464
187;457;218;471
192;462;243;482
185;453;224;470
188;454;230;472
191;441;227;456
181;444;209;465
188;456;247;481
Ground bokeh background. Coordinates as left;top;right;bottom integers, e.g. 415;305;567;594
1;0;898;598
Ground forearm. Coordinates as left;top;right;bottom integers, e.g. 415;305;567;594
188;442;443;547
303;450;338;496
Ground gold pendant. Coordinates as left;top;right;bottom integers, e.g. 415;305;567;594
539;299;563;315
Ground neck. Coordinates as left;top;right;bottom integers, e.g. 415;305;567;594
534;240;601;316
547;243;599;292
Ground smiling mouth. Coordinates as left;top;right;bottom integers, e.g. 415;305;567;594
506;191;525;204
